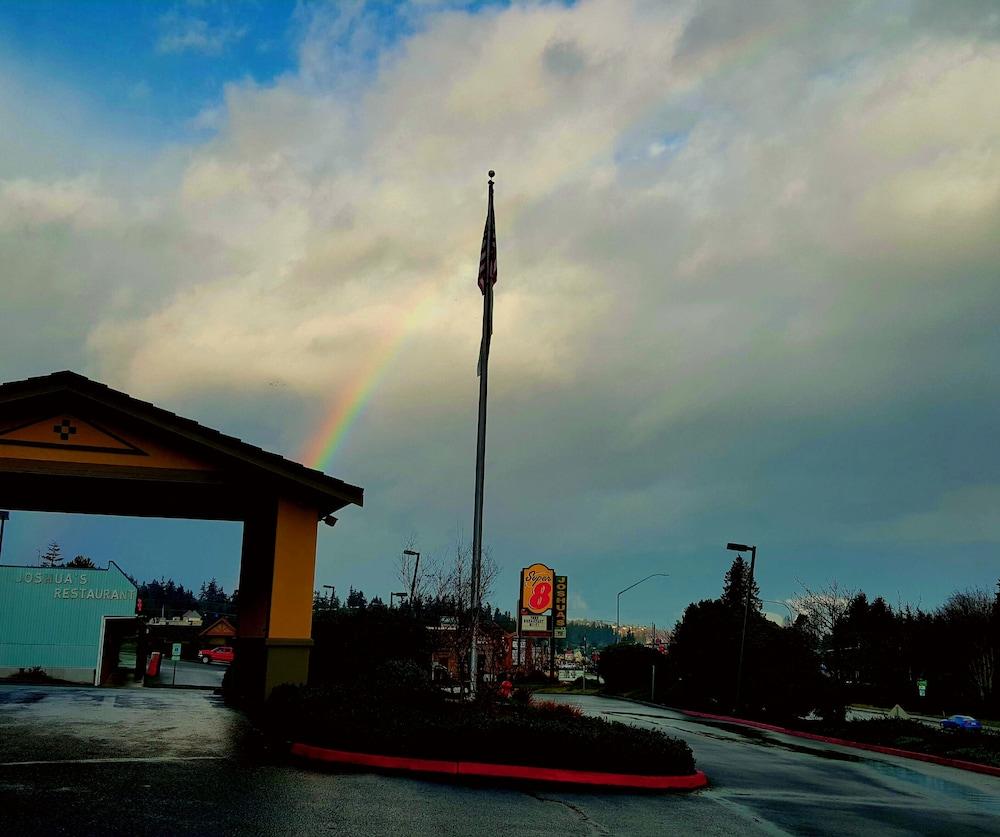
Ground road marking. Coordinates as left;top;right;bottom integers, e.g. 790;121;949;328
0;755;225;767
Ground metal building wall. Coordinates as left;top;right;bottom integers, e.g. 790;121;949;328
0;562;137;673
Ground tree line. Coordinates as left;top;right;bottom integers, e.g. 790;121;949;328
134;576;235;619
600;555;1000;720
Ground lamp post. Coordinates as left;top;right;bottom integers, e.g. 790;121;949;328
0;511;8;561
403;549;421;602
727;542;757;714
616;573;669;644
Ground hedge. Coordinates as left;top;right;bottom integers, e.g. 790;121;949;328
263;662;695;776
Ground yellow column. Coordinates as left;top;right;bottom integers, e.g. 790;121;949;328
263;497;319;695
268;497;319;639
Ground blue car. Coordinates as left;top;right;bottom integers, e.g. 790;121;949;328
940;714;982;731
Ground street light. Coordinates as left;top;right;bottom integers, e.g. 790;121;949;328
0;511;8;561
390;591;409;608
727;541;757;714
762;599;795;625
616;574;669;644
403;549;421;601
322;584;336;607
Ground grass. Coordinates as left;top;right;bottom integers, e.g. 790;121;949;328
798;718;1000;768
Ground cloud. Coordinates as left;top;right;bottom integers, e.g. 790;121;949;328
157;10;247;55
2;0;1000;615
859;485;1000;545
0;175;121;231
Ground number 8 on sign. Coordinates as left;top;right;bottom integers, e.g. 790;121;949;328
521;563;556;615
529;582;552;611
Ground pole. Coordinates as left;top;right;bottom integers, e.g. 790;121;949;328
409;552;421;602
616;573;669;645
469;171;496;698
0;514;6;561
651;664;656;702
734;545;757;714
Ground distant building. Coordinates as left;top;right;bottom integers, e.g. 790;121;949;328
0;561;137;685
147;610;203;626
199;616;237;647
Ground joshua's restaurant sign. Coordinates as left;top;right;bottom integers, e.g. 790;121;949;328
11;569;136;601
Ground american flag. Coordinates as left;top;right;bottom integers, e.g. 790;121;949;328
477;175;497;294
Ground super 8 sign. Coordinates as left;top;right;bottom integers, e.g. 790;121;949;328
521;563;555;615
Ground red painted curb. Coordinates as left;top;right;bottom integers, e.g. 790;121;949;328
290;743;457;775
289;742;709;790
676;708;1000;778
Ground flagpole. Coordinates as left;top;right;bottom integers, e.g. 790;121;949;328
470;170;495;698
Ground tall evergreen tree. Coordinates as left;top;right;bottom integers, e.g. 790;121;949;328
40;541;62;568
346;587;367;609
721;555;761;613
198;578;228;614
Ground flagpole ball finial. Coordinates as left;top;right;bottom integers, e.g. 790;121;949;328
488;170;495;179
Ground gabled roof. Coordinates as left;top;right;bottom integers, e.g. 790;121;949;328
0;370;363;516
200;616;237;637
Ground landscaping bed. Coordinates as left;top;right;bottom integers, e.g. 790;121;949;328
792;718;1000;769
263;662;696;777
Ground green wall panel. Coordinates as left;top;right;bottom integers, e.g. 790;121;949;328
0;562;137;670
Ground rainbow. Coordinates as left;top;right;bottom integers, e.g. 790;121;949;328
299;285;443;471
297;7;816;473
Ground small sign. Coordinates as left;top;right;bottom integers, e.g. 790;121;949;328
917;678;927;697
553;575;568;631
554;627;567;639
521;614;547;632
171;642;182;659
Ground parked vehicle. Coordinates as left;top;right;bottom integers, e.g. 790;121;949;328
199;646;234;665
940;714;981;731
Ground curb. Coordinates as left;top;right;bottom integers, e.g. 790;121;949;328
610;698;1000;779
289;742;709;790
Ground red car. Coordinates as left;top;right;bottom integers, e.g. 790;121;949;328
199;646;234;665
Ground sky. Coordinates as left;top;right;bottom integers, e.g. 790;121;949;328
0;0;998;628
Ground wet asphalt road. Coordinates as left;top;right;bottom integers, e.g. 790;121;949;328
0;685;998;836
552;694;1000;835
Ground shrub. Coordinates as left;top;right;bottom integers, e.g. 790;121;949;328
309;608;433;687
598;644;664;694
511;686;532;705
531;699;583;719
265;680;696;776
513;670;556;685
